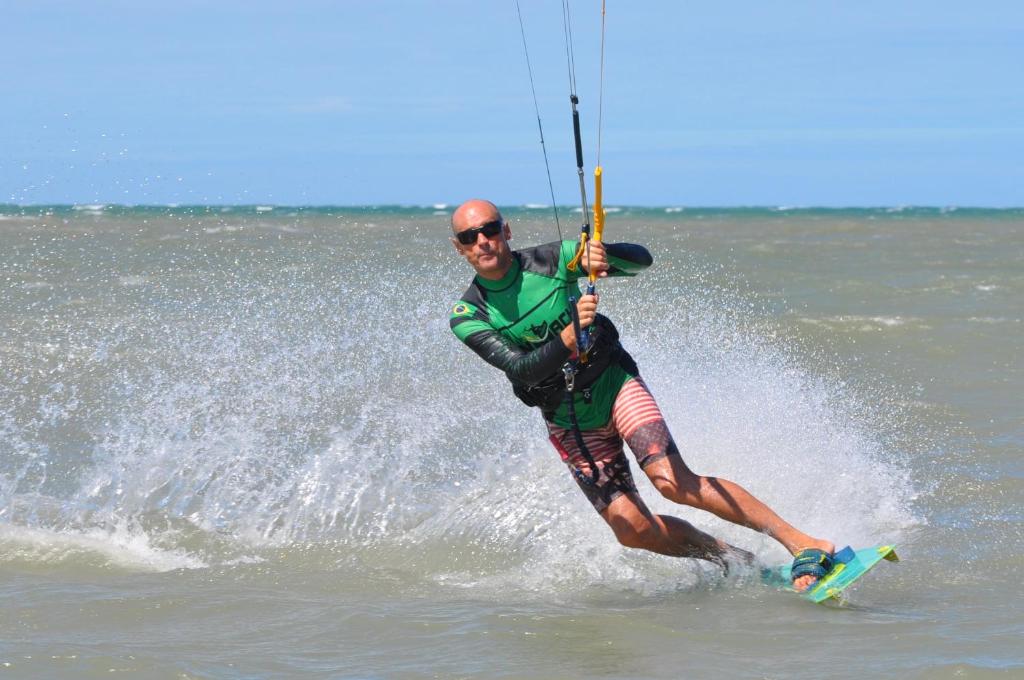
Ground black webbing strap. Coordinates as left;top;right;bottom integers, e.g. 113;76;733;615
562;379;600;487
564;295;601;487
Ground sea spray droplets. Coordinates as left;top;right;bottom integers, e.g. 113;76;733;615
614;248;918;560
0;211;922;586
73;275;451;548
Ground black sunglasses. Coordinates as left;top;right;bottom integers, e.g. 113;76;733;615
455;219;503;245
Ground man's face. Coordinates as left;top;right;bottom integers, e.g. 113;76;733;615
451;205;513;280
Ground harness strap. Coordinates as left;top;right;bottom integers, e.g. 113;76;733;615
563;295;600;486
563;367;600;487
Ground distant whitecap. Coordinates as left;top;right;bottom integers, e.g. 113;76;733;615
968;316;1014;324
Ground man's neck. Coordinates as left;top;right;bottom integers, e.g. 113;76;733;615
477;265;511;281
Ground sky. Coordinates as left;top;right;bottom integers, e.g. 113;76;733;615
2;1;1022;207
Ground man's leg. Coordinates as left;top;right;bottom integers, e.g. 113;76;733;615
613;378;835;590
642;452;834;591
601;490;754;569
642;450;834;555
547;419;751;569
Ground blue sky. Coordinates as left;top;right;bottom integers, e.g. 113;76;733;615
2;1;1021;206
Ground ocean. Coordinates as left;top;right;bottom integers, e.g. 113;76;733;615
1;205;1021;678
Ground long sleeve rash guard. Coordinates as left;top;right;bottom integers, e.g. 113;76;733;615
449;240;652;429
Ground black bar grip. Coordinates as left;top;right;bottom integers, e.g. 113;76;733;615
572;111;584;169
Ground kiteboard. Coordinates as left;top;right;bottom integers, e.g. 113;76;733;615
761;544;899;604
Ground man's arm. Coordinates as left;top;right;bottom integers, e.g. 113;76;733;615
460;328;571;385
450;295;598;385
582;241;652;278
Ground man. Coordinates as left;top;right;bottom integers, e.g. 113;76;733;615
448;198;835;590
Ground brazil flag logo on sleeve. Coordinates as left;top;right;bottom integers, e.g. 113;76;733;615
452;303;473;317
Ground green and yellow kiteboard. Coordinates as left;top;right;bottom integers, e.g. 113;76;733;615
762;545;900;604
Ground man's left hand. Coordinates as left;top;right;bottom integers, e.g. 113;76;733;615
582;241;609;278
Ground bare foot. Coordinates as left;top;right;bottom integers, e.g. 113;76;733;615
791;539;836;592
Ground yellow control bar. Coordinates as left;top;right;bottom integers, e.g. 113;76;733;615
590;166;605;284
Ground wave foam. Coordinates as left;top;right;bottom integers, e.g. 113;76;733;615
0;522;206;572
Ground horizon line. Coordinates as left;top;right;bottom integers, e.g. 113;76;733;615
3;203;1023;211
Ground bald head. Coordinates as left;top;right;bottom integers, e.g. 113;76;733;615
450;198;513;280
451;199;502;233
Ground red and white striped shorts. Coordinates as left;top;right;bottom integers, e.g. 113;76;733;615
546;377;680;512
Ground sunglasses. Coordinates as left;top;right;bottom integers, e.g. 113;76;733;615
455;219;503;245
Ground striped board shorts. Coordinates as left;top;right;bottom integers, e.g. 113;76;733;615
546;377;680;513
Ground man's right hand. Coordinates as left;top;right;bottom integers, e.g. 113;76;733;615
560;294;599;350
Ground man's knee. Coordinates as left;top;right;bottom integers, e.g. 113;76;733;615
650;466;701;503
606;509;661;549
652;475;681;500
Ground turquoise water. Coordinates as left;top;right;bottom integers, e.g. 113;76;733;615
4;203;1022;217
1;206;1021;678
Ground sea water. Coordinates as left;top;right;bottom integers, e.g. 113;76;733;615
1;205;1021;678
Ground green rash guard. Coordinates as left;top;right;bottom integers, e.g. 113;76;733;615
449;240;652;430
